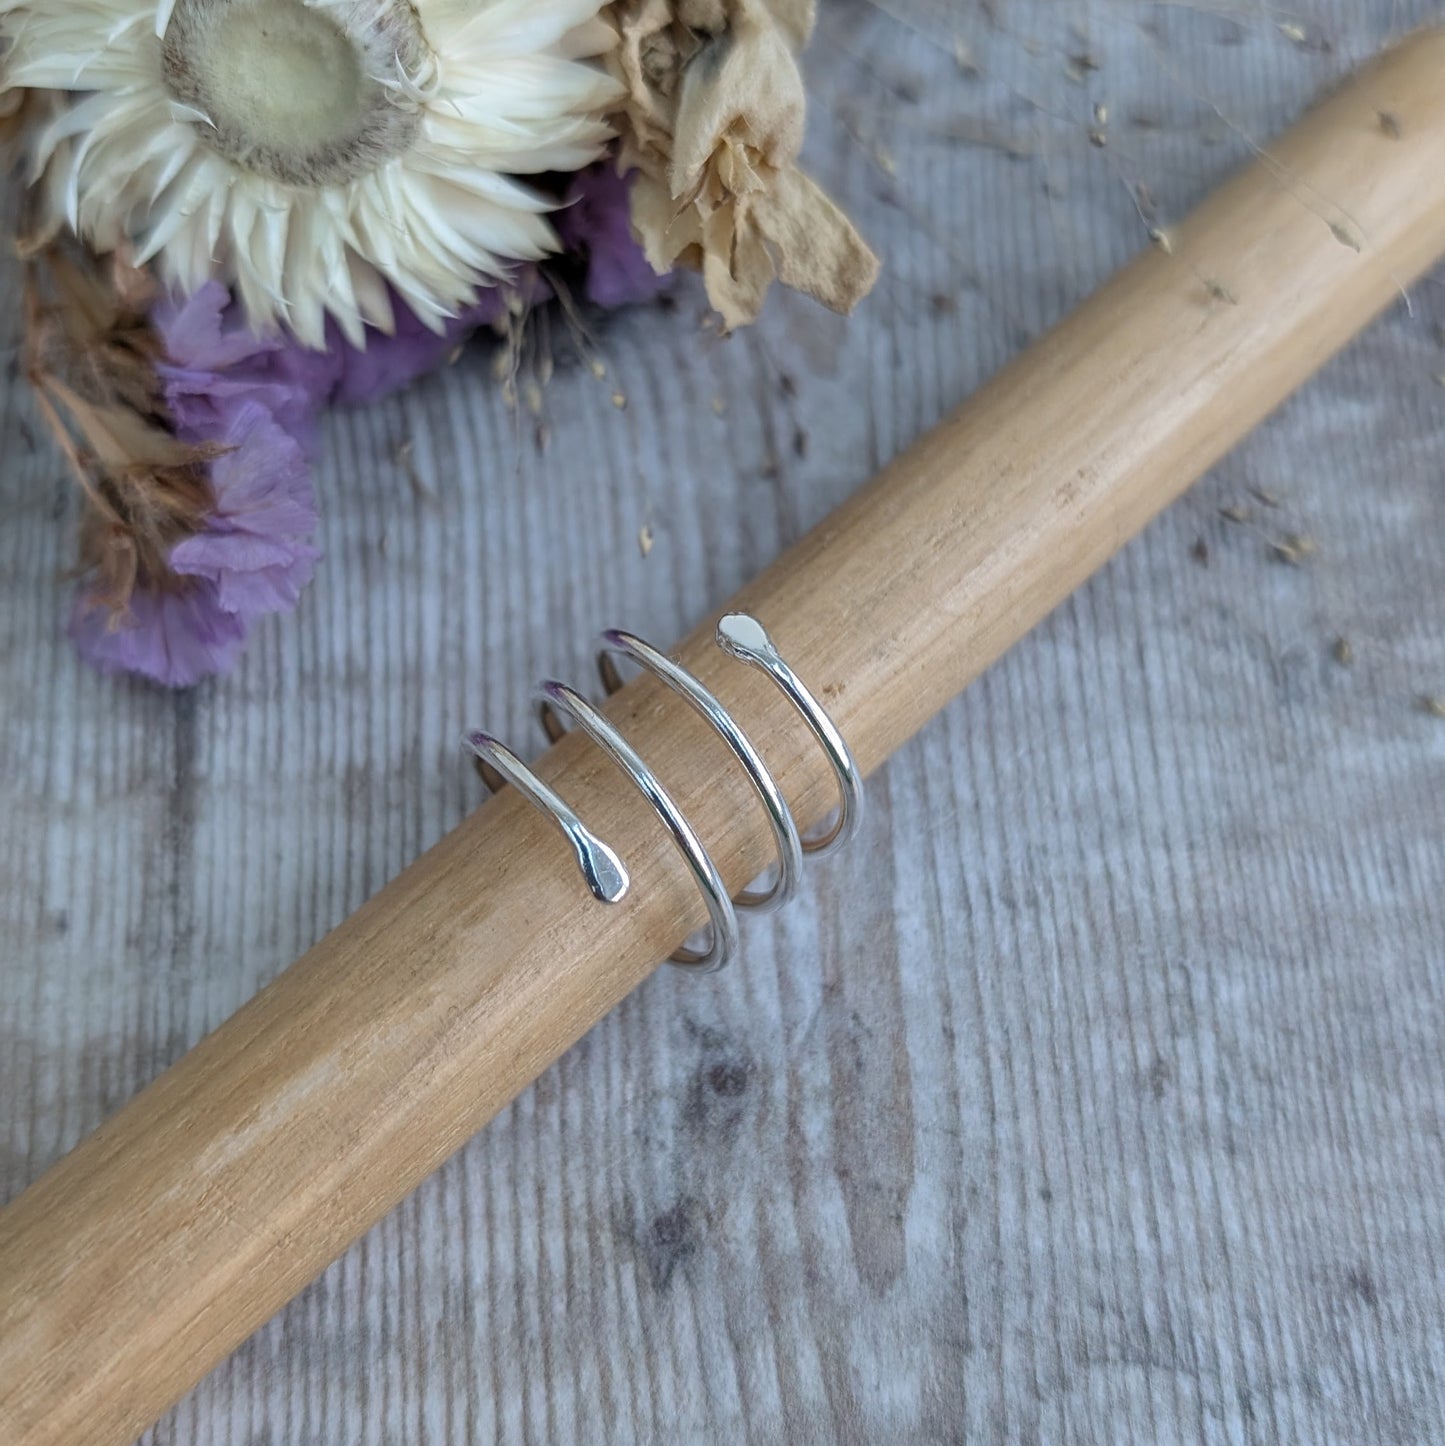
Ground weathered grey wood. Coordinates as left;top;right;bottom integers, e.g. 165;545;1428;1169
3;2;1443;1441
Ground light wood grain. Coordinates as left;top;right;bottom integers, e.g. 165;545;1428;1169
3;3;1444;1443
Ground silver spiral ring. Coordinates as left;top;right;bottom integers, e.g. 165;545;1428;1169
715;614;863;854
597;629;803;914
464;613;863;974
465;730;630;905
536;680;739;972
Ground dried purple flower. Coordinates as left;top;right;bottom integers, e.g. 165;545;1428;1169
154;282;324;445
69;402;318;687
557;165;670;310
68;581;249;689
168;403;319;621
156;276;549;416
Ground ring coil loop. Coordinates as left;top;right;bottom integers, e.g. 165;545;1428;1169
464;613;863;974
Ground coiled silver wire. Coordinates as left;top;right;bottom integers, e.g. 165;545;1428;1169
465;613;863;974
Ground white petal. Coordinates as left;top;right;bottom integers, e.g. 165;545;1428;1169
3;0;619;344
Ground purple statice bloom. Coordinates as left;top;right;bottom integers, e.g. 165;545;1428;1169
69;403;318;688
72;279;516;687
155;282;322;447
557;165;670;310
168;402;319;619
158;275;550;414
68;583;249;689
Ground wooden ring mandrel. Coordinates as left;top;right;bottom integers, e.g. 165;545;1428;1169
4;30;1445;1446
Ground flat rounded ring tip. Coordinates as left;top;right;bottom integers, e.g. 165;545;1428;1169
716;612;774;661
713;614;864;856
464;729;630;905
537;681;739;972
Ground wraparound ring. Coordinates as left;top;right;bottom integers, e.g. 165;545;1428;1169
596;629;803;914
536;680;740;973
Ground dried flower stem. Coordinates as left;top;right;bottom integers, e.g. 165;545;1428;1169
22;240;218;613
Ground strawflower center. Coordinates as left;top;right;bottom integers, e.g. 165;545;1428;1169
161;0;427;187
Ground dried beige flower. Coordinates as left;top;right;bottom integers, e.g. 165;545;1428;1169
605;0;879;328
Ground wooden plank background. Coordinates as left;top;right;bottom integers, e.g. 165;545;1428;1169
3;1;1443;1441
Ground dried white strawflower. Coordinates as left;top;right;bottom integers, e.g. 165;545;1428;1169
1;0;623;345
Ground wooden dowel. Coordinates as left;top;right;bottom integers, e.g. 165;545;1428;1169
5;30;1445;1446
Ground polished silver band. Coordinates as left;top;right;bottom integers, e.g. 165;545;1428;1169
714;613;864;855
463;612;861;974
597;629;803;914
537;681;740;973
465;730;629;905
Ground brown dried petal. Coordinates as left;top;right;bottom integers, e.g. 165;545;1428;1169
751;167;881;316
669;6;806;190
604;0;878;328
23;236;217;613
